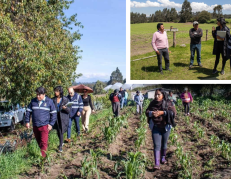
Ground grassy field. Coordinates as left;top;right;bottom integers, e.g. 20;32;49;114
130;21;231;80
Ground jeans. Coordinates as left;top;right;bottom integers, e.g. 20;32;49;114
156;48;170;71
120;97;125;109
112;102;120;117
136;103;142;114
190;44;201;65
183;102;190;114
67;116;80;138
152;126;171;151
124;98;127;106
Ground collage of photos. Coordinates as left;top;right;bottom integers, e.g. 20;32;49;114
0;0;231;179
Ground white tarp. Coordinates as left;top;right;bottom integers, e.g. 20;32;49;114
103;85;112;91
110;83;123;90
121;84;133;90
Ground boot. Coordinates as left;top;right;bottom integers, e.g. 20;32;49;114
154;150;161;170
161;149;167;164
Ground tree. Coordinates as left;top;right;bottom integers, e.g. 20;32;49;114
198;10;211;23
93;80;106;94
179;0;192;23
170;8;178;22
0;0;83;105
213;5;223;18
154;10;162;22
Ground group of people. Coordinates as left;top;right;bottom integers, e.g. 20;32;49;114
145;88;193;170
25;86;95;157
109;87;129;117
109;88;145;117
152;17;231;75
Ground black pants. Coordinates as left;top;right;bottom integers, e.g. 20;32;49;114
183;102;190;114
157;48;170;71
57;114;64;148
214;41;227;71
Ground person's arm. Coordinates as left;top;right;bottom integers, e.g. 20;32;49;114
212;27;217;39
77;95;83;114
226;27;230;41
189;28;194;39
25;101;32;128
151;33;158;52
166;31;169;49
49;100;57;127
89;95;94;111
194;29;203;37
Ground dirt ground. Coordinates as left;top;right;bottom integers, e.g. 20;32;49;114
14;104;231;179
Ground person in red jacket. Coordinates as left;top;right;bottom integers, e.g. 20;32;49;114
109;89;122;117
180;88;193;116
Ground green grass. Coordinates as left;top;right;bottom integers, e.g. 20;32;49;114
131;39;231;80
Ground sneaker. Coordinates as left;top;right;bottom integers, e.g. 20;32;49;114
198;64;203;67
212;69;218;74
189;65;193;68
58;148;63;153
167;69;172;72
85;128;88;133
221;70;225;75
187;113;190;116
160;71;163;75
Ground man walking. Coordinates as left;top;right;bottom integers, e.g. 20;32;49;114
134;91;144;115
119;87;125;109
25;87;57;158
109;89;121;117
189;21;203;68
151;23;171;74
65;87;83;143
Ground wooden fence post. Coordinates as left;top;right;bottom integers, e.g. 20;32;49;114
173;31;176;47
206;29;208;41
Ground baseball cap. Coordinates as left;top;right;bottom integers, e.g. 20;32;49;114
193;21;199;25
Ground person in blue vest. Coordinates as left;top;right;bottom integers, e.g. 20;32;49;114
65;87;83;143
134;91;144;115
25;86;57;158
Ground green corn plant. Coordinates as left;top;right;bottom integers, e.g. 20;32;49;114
197;128;205;138
115;151;146;179
80;149;101;179
135;125;147;150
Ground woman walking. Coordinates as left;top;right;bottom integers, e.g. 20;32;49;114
81;89;95;133
52;86;70;153
146;88;176;170
212;17;230;75
180;88;193;116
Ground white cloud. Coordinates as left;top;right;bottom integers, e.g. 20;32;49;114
191;2;217;12
130;1;160;8
80;73;109;79
158;0;181;8
130;0;231;12
223;4;231;11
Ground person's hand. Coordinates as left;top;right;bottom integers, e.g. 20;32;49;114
168;49;171;53
212;26;215;31
152;111;164;117
77;112;80;116
25;123;30;129
62;105;67;109
48;124;52;131
156;51;160;55
92;110;95;113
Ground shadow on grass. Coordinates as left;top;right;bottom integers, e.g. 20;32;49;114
141;66;159;73
173;62;189;67
192;66;220;80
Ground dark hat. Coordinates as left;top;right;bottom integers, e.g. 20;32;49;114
114;89;119;93
136;91;140;93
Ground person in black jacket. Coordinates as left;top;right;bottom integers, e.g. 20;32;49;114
109;89;122;117
212;17;230;75
145;88;176;170
52;86;70;153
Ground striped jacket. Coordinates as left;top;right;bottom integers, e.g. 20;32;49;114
25;96;57;127
67;93;83;118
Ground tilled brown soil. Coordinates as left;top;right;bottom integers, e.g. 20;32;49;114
17;105;231;179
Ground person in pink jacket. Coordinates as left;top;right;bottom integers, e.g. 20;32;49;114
180;88;193;116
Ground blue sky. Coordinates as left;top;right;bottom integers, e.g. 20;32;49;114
64;0;126;83
131;0;231;15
